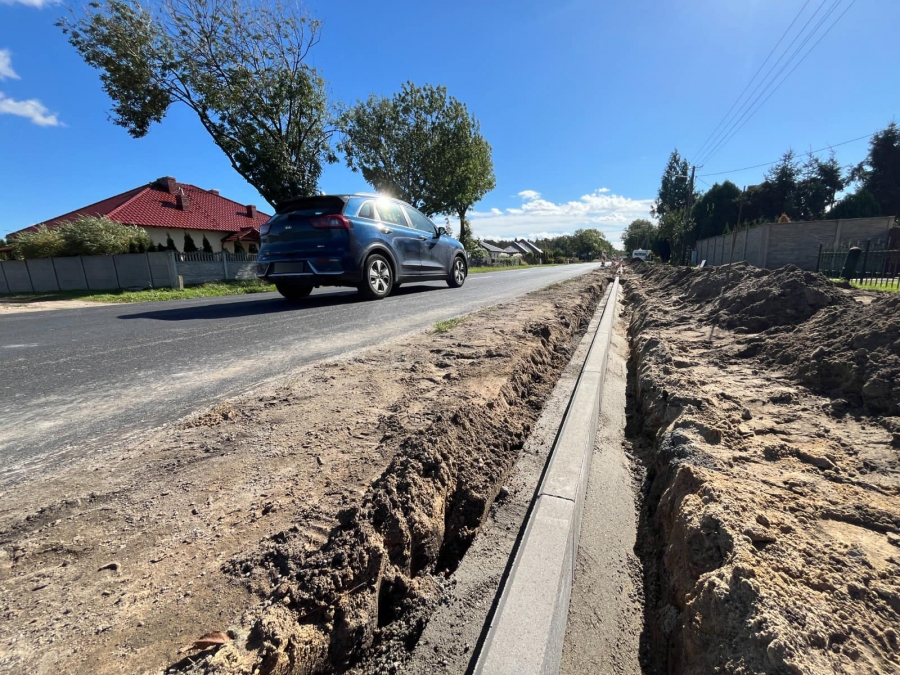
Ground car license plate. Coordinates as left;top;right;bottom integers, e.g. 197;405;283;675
273;262;308;274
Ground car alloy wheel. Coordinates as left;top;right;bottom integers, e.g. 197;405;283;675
369;258;391;295
453;259;466;285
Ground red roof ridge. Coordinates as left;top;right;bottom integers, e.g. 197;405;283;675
106;184;156;222
177;182;271;217
35;185;148;228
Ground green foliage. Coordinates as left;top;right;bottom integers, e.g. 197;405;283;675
10;226;65;259
201;235;213;253
653;150;696;221
850;123;900;218
58;0;335;205
183;232;198;253
826;190;882;220
233;239;245;254
339;81;495;247
11;217;152;258
165;233;177;251
248;243;259;254
622;218;658;253
691;181;741;241
156;243;167;252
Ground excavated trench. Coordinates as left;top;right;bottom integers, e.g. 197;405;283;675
173;279;609;675
620;264;900;675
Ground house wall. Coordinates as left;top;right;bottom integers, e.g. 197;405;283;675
694;216;894;271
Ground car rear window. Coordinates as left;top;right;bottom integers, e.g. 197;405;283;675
275;196;345;216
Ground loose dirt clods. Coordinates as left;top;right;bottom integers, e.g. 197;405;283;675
0;272;607;675
626;262;900;675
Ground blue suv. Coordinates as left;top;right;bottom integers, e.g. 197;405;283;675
256;194;468;300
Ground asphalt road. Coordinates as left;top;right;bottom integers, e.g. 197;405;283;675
0;264;602;483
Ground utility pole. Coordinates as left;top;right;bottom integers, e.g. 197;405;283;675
680;165;696;266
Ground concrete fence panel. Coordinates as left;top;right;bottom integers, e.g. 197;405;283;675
4;260;33;293
52;257;89;291
25;258;59;293
147;252;176;288
230;262;257;280
766;221;839;270
177;260;224;286
114;254;153;290
82;256;119;290
0;265;8;294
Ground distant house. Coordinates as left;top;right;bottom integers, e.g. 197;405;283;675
10;176;271;253
477;241;508;261
501;240;543;262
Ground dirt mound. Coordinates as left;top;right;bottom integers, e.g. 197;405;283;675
635;263;849;333
712;265;850;333
740;293;900;416
179;280;608;674
624;275;900;675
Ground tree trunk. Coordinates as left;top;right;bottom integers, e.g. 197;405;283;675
458;208;473;249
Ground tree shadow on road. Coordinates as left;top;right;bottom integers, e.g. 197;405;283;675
118;284;445;321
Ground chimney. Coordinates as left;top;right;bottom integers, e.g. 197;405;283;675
156;176;178;194
209;189;220;195
176;193;190;211
246;204;257;218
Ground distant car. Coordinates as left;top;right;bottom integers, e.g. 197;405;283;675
256;194;468;301
631;249;650;261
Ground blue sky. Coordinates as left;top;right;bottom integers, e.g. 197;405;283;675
1;0;897;245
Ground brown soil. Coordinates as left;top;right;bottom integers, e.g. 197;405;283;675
625;262;900;675
0;272;607;675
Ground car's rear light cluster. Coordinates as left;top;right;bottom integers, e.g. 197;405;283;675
260;222;271;236
311;215;352;230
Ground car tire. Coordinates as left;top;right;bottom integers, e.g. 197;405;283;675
276;283;313;301
358;254;393;300
447;256;467;288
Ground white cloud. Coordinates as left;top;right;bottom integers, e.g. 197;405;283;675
0;92;62;126
0;50;19;80
0;0;58;7
452;188;654;248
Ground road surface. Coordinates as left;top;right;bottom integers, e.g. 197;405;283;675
0;264;601;483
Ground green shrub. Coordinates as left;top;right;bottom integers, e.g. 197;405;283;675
11;217;153;258
59;216;152;256
183;232;198;253
233;239;245;254
11;225;66;259
166;233;177;251
248;243;258;254
202;236;213;253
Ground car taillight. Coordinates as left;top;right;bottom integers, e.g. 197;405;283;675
260;223;271;236
310;215;352;230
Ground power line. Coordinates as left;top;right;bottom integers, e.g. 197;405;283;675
695;0;842;166
698;131;872;178
691;0;812;164
698;0;857;167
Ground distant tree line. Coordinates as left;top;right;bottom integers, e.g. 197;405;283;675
623;123;900;260
485;228;615;262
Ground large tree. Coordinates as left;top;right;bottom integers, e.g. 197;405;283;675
621;219;657;252
652;149;694;221
850;123;900;218
339;82;494;246
691;181;741;241
59;0;335;206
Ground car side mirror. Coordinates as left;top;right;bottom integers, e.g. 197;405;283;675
437;227;447;237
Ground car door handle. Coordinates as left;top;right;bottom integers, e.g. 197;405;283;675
380;227;393;234
418;235;427;240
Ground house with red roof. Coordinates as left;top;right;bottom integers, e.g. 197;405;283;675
10;176;271;253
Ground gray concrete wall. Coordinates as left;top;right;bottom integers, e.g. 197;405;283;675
0;251;257;294
53;257;88;291
25;258;59;292
695;216;895;270
3;260;33;293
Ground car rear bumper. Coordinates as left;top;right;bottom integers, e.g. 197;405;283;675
256;259;362;285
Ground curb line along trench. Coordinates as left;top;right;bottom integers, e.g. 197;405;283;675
474;275;620;675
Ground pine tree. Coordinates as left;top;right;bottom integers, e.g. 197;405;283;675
183;232;198;252
202;236;213;253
